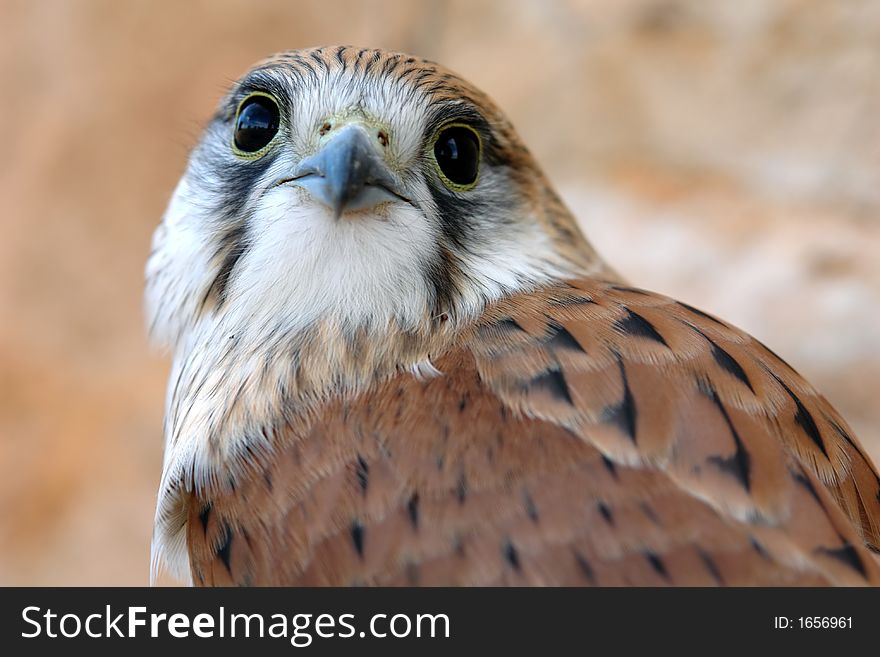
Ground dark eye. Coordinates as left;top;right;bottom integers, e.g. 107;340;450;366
233;94;280;154
433;125;481;189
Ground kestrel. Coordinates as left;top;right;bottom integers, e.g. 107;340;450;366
146;46;880;586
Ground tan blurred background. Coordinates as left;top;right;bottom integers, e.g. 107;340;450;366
1;0;879;585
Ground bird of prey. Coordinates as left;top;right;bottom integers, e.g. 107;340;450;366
146;46;880;586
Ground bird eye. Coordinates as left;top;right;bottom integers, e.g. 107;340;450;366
432;124;481;190
233;93;280;155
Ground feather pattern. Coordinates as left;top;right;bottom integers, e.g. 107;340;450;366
184;280;880;586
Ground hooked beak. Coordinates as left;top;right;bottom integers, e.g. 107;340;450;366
284;124;409;218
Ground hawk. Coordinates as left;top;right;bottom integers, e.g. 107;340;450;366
146;46;880;586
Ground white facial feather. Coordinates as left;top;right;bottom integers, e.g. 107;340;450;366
228;186;437;336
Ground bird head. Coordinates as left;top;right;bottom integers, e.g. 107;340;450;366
146;46;606;358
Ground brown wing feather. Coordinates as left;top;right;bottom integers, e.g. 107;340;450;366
185;279;880;586
471;279;880;579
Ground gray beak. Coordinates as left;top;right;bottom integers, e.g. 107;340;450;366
291;124;405;218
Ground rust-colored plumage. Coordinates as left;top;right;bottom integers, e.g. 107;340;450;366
187;280;880;586
148;47;880;586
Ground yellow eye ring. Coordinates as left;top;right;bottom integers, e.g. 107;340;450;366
231;91;281;160
429;122;482;192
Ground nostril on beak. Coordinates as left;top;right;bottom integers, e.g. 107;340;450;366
290;124;405;218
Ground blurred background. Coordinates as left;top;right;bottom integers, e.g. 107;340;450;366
2;0;879;585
